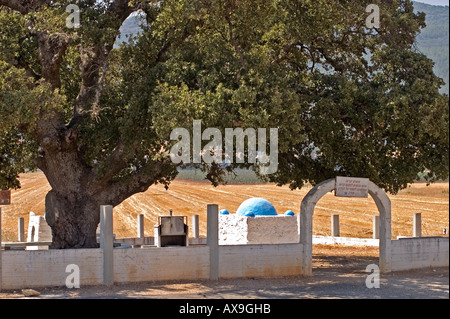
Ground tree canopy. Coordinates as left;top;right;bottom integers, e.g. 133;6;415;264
0;0;448;247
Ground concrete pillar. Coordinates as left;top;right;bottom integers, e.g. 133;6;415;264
137;214;144;239
207;205;219;280
373;215;380;239
192;215;199;239
18;217;24;242
154;225;161;247
331;214;340;237
300;179;336;277
100;205;114;286
413;213;422;237
368;182;392;274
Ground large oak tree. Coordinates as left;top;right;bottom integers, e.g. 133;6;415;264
1;0;448;248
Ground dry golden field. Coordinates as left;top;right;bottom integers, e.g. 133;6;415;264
0;172;448;242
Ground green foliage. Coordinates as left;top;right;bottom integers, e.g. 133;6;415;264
0;0;448;196
0;59;65;189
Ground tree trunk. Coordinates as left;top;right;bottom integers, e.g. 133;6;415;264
37;134;104;249
45;190;100;249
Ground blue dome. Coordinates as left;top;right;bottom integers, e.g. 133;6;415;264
219;209;230;215
284;210;295;216
236;198;277;216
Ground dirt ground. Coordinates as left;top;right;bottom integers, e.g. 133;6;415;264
1;172;449;241
0;245;447;299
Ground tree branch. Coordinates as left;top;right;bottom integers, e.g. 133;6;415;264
68;0;137;128
37;31;69;89
0;0;46;14
98;158;175;206
225;14;245;80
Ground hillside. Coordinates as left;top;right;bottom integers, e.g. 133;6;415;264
414;2;449;94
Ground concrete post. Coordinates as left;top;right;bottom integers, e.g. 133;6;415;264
368;182;392;274
18;217;24;242
137;214;144;239
207;205;219;280
100;205;114;286
300;179;336;277
413;213;422;237
331;215;340;237
373;215;380;239
192;215;199;239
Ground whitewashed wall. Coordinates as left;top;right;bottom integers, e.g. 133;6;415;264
1;244;304;289
391;237;449;271
113;246;210;283
219;215;299;245
2;249;103;289
219;244;303;278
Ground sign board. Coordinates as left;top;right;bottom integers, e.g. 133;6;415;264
335;177;369;198
0;190;11;205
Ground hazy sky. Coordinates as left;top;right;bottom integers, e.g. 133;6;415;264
416;0;449;6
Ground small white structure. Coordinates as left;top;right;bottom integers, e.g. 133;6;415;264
219;214;299;245
26;212;52;250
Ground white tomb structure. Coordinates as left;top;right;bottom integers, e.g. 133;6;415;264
219;214;299;245
218;198;299;245
27;212;52;250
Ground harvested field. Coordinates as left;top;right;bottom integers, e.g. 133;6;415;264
0;172;448;242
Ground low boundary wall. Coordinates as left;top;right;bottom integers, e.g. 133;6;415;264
113;246;210;283
0;205;448;290
391;237;449;271
1;243;303;289
312;235;379;247
219;244;302;278
2;249;103;289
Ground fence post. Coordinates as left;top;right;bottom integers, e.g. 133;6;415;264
18;217;24;242
413;213;422;237
100;205;114;286
207;205;219;280
192;215;199;239
331;214;340;237
137;214;144;239
373;215;380;239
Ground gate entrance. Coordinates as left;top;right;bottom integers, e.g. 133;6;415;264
300;178;392;276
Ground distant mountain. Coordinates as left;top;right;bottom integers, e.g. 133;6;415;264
116;13;144;45
413;1;449;94
117;2;449;94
